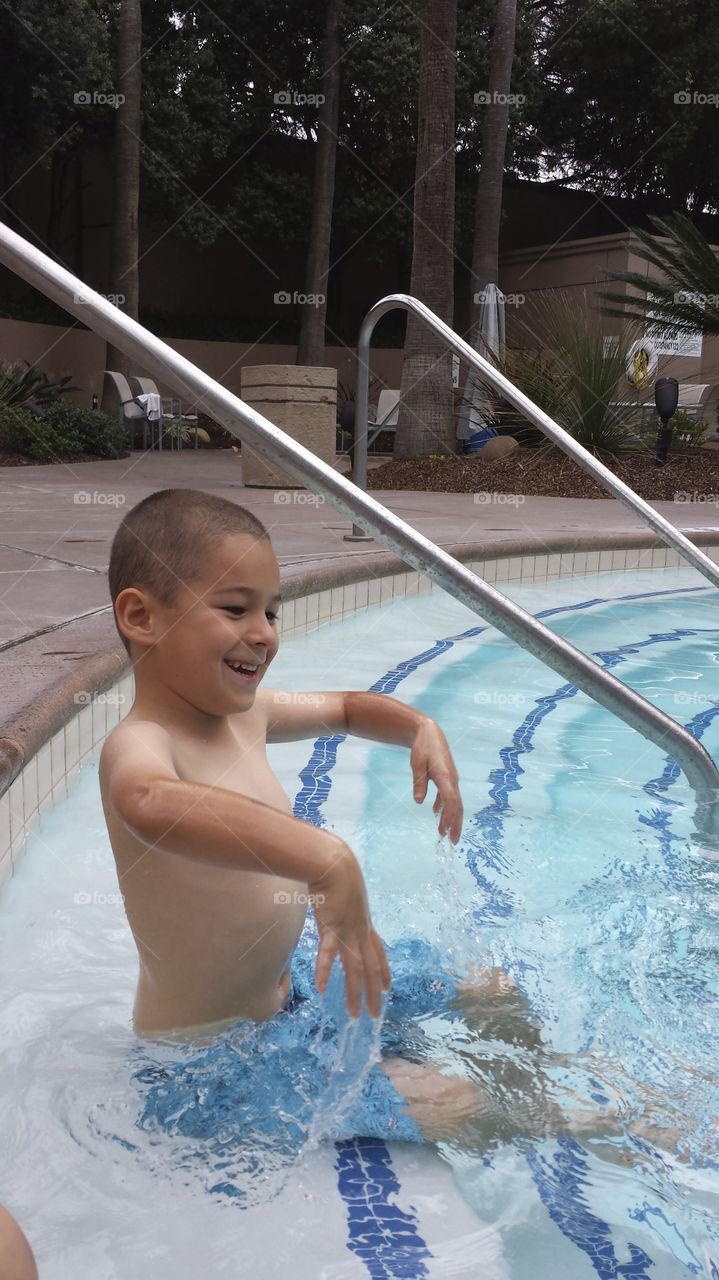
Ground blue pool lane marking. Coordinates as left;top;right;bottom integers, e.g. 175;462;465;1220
335;1140;432;1279
293;581;716;1279
527;1137;655;1279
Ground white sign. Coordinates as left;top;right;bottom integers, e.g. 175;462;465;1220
646;322;703;358
646;294;703;358
452;353;460;388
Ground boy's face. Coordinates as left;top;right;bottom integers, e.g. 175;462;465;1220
140;532;281;715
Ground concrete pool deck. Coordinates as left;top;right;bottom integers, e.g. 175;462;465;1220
2;447;719;791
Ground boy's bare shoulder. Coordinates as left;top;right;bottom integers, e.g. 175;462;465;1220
101;717;176;761
99;718;179;801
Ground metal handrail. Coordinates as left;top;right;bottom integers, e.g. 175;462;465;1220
352;293;719;592
0;224;717;823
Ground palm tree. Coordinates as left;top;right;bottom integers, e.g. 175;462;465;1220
394;0;457;459
106;0;142;379
459;0;518;444
296;0;340;367
470;0;518;320
600;212;719;339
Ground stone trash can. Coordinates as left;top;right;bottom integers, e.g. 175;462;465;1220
240;365;337;487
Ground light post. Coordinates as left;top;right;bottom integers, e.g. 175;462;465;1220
654;376;679;467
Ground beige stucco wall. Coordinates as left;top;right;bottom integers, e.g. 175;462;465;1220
500;233;719;387
0;319;405;412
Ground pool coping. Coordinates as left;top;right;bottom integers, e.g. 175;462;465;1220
2;524;719;883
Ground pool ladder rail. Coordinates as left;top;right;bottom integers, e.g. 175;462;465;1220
0;223;717;834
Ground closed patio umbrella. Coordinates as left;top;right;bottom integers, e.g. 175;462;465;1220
456;283;506;449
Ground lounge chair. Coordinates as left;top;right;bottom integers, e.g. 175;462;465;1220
100;370;155;448
131;377;200;450
339;389;399;456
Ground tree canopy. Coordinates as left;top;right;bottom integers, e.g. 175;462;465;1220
0;0;717;333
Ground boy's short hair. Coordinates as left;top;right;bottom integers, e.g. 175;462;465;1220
108;488;270;655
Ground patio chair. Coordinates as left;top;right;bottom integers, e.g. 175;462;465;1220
131;377;200;450
338;389;399;456
369;389;399;450
100;370;153;446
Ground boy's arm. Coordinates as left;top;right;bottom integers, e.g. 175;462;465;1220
259;690;463;843
101;721;389;1017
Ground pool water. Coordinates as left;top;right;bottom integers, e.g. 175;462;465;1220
2;565;719;1278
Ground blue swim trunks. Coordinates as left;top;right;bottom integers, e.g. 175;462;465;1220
130;936;460;1198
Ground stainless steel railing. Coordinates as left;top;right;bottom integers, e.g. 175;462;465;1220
353;293;719;591
0;223;717;821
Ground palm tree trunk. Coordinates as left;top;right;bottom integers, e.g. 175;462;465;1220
296;0;340;367
106;0;142;378
470;0;518;331
394;0;457;459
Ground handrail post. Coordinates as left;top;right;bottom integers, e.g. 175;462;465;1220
343;321;373;542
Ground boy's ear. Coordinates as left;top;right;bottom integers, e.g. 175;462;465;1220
114;587;160;650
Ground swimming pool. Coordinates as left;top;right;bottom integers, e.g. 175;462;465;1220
2;563;719;1278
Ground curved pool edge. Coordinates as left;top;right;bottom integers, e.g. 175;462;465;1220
2;525;719;888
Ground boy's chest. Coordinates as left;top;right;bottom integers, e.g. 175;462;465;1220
171;724;292;814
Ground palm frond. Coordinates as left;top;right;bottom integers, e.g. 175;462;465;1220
598;213;719;337
0;361;78;413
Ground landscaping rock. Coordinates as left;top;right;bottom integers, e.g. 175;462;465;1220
479;435;519;462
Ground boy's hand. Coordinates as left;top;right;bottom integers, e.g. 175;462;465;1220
309;845;391;1019
410;719;463;844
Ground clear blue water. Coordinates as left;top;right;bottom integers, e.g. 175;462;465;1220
1;565;719;1278
354;572;719;1275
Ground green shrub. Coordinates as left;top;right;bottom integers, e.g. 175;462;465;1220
632;409;711;454
0;407;73;460
0;402;130;461
42;401;130;457
496;292;646;456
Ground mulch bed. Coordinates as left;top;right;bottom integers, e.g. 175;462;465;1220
3;445;719;506
367;448;719;500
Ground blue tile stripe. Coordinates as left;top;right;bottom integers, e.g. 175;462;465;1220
291;581;714;1278
526;1137;655;1278
335;1139;432;1279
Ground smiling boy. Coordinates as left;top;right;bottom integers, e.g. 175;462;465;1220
100;487;481;1138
